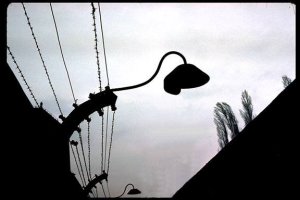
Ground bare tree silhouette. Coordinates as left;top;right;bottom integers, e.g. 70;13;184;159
214;109;229;149
214;102;239;149
239;90;254;126
282;75;292;88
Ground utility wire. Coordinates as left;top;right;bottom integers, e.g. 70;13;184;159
70;143;85;187
106;110;116;198
107;110;116;174
95;185;99;198
7;46;39;107
87;121;92;180
98;3;110;87
22;3;63;116
78;131;91;181
101;113;104;172
91;3;102;92
50;3;77;103
100;182;107;198
106;180;111;197
75;143;87;186
104;107;109;170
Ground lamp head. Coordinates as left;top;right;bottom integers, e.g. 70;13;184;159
127;188;141;195
164;63;210;95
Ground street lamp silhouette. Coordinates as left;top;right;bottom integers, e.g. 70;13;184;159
60;51;210;198
62;50;210;138
111;51;209;94
116;183;141;198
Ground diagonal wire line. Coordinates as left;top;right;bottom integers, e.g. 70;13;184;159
70;143;85;187
104;107;109;171
75;144;87;186
101;113;104;172
98;2;110;87
87;120;92;180
95;185;99;198
78;130;91;182
106;180;111;197
22;3;63;116
50;3;77;103
7;46;39;107
107;110;116;174
91;2;102;92
100;182;107;198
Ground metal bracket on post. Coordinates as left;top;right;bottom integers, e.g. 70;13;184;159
61;87;117;139
82;171;108;197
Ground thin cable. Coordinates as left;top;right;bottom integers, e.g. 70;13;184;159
87;121;92;180
7;46;39;107
78;131;91;181
107;110;116;174
95;185;99;198
91;3;102;92
101;112;104;172
98;3;110;86
106;180;111;197
22;3;63;116
71;145;84;186
75;144;87;186
104;107;109;170
50;3;77;103
70;144;85;187
90;189;96;198
100;182;107;198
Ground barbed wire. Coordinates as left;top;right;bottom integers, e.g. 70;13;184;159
91;3;102;92
22;3;63;116
7;46;39;107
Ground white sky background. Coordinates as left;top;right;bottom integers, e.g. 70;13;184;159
7;3;295;197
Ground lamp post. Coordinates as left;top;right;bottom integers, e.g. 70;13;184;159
61;51;209;197
111;51;210;94
62;50;210;138
116;183;141;198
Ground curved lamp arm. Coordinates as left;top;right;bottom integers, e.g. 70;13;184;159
116;183;135;198
111;51;187;92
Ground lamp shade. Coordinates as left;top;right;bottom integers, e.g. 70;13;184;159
164;63;210;95
127;188;141;195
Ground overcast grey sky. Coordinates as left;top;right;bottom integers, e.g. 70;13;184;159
7;3;295;197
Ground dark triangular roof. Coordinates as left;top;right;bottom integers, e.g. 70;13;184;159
173;80;297;199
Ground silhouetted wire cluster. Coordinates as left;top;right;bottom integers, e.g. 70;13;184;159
22;3;63;116
90;3;115;198
78;128;90;181
70;142;85;186
16;3;116;198
7;46;39;107
75;141;87;186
